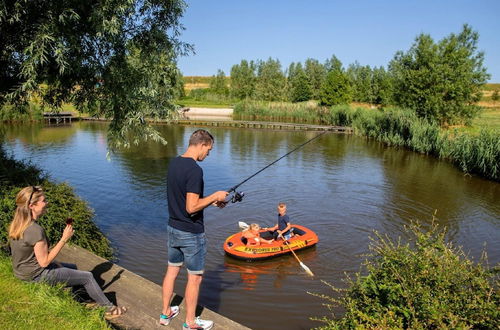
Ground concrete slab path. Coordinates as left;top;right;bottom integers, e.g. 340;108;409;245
56;244;250;330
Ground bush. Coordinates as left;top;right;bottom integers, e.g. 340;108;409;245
312;221;499;329
0;147;113;258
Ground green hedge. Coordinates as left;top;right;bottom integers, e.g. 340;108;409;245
312;222;499;329
0;147;112;258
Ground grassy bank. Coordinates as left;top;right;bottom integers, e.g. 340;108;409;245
313;221;499;329
0;252;110;330
235;101;500;181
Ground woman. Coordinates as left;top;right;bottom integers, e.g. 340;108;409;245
8;186;126;317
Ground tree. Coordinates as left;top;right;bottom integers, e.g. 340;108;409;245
254;58;286;101
371;66;393;106
209;69;228;95
492;90;499;103
347;62;373;103
304;58;326;100
389;25;490;125
319;56;352;106
0;0;191;148
288;63;312;102
230;60;256;99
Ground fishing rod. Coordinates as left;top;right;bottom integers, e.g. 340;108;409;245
227;130;328;203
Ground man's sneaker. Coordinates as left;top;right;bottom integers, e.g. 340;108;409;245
182;317;214;330
159;306;179;326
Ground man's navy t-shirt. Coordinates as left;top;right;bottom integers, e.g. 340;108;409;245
167;156;205;233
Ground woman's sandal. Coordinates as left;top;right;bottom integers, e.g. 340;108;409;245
105;306;127;319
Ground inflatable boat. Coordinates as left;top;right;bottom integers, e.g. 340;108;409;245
223;224;319;261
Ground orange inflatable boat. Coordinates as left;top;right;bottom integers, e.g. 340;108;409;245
223;224;319;261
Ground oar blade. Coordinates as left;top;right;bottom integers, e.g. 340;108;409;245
238;221;249;230
300;262;314;277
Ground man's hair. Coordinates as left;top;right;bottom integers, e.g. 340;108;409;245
189;129;214;146
278;202;286;209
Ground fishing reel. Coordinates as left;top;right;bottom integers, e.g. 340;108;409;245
229;191;245;203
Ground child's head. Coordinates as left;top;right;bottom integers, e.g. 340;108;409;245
277;202;287;215
249;223;260;232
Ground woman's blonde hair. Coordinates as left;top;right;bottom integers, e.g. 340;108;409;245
8;186;44;240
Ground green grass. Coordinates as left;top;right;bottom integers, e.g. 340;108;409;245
0;253;110;330
456;107;500;134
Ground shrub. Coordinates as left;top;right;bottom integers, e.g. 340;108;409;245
312;221;499;329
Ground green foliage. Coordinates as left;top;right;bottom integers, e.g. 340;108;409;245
347;63;393;106
209;69;229;95
449;130;500;180
347;62;373;103
0;0;190;149
0;253;110;329
304;58;327;100
0;147;112;258
288;63;312;102
233;100;322;123
492;90;499;102
184;88;234;106
254;58;287;101
319;70;353;106
312;221;499;329
390;24;490;125
230;60;257;99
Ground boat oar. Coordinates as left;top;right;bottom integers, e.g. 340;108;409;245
279;234;314;277
238;221;249;230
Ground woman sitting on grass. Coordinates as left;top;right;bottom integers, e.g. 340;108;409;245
8;186;126;318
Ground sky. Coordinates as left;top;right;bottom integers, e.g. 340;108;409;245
176;0;500;82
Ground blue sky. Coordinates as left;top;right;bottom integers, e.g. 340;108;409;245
176;0;500;82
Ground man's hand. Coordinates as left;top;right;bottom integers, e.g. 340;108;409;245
214;200;228;208
214;190;229;202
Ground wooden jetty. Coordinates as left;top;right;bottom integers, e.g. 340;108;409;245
80;116;353;133
43;112;74;124
175;119;353;133
56;244;250;330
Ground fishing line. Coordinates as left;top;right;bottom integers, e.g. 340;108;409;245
227;130;327;203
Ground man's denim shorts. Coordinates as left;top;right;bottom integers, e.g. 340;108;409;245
167;226;207;275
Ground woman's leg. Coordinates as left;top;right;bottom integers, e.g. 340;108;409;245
38;266;113;307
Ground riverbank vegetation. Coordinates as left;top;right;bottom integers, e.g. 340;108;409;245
312;221;499;329
0;147;113;258
0;253;110;329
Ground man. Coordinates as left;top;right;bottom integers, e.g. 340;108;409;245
161;129;228;330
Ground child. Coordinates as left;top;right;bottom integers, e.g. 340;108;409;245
265;202;294;241
242;223;274;246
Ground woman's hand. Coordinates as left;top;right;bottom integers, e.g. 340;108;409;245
61;224;74;243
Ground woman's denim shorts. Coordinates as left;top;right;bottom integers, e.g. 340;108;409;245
167;226;207;275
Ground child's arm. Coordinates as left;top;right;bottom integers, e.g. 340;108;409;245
264;224;278;231
277;222;292;237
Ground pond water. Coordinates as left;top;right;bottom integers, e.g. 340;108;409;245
2;121;499;329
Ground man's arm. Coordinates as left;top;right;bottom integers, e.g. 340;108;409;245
186;191;228;214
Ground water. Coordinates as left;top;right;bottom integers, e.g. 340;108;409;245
2;122;499;329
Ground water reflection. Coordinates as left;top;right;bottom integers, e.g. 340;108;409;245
1;121;498;330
